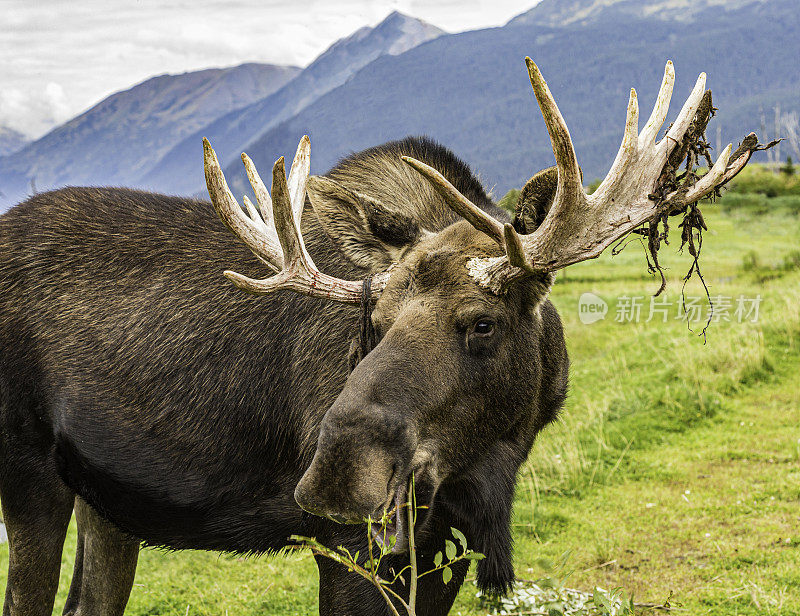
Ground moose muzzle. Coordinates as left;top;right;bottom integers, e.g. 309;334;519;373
294;401;417;526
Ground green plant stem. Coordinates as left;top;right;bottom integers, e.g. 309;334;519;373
408;473;418;615
376;583;406;616
308;544;408;616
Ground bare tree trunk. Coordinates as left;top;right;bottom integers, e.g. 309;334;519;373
781;111;800;161
760;106;775;167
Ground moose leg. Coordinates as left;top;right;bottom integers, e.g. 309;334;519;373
316;555;392;616
62;498;139;616
0;466;74;616
62;502;85;616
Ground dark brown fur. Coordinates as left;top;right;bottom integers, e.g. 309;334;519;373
0;136;567;615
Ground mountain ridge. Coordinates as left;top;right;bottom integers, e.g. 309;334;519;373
221;0;798;197
509;0;770;26
139;11;443;196
0;126;30;157
0;62;300;207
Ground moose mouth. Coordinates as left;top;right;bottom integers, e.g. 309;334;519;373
371;478;409;554
371;463;433;554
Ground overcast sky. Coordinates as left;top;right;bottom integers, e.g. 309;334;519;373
1;0;540;139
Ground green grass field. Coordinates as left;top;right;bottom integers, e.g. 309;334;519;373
2;169;799;615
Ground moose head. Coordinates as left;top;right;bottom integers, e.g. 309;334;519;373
204;58;756;553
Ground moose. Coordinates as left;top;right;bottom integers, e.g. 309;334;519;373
0;58;757;616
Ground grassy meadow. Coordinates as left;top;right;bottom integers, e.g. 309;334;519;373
2;165;799;614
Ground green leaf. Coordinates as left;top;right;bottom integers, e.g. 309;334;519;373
463;551;486;560
593;589;614;614
434;551;443;567
445;540;457;561
353;551;359;564
450;527;467;550
442;566;452;585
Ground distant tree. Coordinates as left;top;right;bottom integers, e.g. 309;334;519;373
780;156;795;176
586;178;602;195
497;188;520;215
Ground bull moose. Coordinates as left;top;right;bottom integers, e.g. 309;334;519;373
0;58;757;616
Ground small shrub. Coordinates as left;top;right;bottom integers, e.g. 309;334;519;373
782;250;800;271
740;248;800;281
727;163;800;197
586;178;602;195
741;250;760;272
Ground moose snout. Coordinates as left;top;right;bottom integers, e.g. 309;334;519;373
294;404;416;522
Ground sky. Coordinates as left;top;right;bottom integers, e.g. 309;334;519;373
0;0;541;139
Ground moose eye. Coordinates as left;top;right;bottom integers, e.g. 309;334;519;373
472;319;495;337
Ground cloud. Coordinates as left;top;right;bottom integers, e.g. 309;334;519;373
0;0;540;137
0;82;72;138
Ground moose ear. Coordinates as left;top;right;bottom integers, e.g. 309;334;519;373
512;167;557;234
307;176;421;270
512;166;583;234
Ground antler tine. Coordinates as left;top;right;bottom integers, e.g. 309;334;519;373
401;156;505;244
241;153;281;269
206;136;387;303
676;142;733;203
619;88;640;163
204;138;283;271
401;156;532;270
594;88;639;197
270;156;311;268
287;135;311;229
640;61;675;145
223;155;312;294
660;71;706;153
242;195;268;233
242;153;275;226
502;223;530;270
525;57;582;193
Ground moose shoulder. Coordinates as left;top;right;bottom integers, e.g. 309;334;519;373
1;57;758;616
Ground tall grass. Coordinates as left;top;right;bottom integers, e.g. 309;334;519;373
515;190;800;508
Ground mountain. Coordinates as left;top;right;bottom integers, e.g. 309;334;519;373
0;63;299;208
3;0;795;211
509;0;770;27
0;126;30;157
221;0;798;198
140;11;443;196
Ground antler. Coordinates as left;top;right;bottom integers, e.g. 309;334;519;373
204;136;388;303
404;59;757;293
